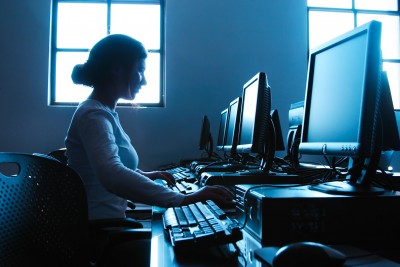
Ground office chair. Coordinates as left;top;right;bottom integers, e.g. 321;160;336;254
0;152;151;267
47;147;68;164
46;148;138;211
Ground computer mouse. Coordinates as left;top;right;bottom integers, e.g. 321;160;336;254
272;241;346;267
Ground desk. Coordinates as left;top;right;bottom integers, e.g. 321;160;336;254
149;205;400;267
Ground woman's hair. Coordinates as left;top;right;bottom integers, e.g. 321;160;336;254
71;34;147;87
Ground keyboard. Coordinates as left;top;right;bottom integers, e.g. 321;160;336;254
172;171;197;182
158;179;198;194
162;200;242;248
169;180;198;194
165;166;197;182
165;166;190;174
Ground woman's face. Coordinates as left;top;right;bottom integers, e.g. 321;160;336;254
119;58;147;100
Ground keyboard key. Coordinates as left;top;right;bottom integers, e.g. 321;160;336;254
175;182;187;194
206;200;227;219
174;207;188;227
195;202;214;220
182;206;197;226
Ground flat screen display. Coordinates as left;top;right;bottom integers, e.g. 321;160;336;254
300;21;382;158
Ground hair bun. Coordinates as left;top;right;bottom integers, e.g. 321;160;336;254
71;63;92;86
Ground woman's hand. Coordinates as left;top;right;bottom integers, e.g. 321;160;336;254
137;170;175;185
181;185;235;207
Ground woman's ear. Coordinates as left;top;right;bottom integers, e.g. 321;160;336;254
110;64;126;84
111;64;124;76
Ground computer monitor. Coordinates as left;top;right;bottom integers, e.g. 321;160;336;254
286;101;304;166
216;108;228;151
236;72;273;170
380;71;400;152
378;71;400;171
396;111;400;135
224;97;242;155
270;109;285;151
198;115;213;158
299;20;388;195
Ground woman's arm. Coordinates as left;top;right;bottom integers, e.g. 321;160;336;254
137;169;176;185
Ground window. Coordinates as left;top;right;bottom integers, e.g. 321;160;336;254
307;0;400;108
50;0;164;107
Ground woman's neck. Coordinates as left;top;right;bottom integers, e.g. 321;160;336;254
88;89;118;111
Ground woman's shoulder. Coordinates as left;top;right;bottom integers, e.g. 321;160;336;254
75;99;116;122
78;99;107;110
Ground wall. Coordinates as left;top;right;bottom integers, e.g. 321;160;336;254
0;0;308;170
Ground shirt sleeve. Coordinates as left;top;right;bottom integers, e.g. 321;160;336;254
77;109;185;208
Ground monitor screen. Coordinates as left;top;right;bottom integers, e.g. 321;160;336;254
224;97;242;154
300;20;385;195
236;72;271;155
216;108;228;151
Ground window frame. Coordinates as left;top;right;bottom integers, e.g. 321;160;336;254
307;0;400;109
49;0;165;108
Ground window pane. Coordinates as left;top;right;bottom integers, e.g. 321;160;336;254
119;52;160;104
56;52;160;105
357;14;400;59
309;11;354;49
110;4;160;49
57;3;107;48
307;0;352;8
383;62;400;109
55;52;92;103
355;0;398;11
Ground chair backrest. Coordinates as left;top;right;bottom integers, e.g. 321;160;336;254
0;152;88;266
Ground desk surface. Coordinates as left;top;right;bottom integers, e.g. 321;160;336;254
150;206;400;267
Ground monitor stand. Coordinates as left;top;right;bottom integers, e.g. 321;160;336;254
308;154;386;196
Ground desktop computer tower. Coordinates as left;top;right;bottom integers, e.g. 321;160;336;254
235;184;400;247
236;228;263;267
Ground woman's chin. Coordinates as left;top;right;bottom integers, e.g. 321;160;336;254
123;92;137;100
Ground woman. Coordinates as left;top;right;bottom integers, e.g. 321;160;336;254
65;34;233;220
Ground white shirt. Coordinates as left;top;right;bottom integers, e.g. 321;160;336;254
65;99;184;220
